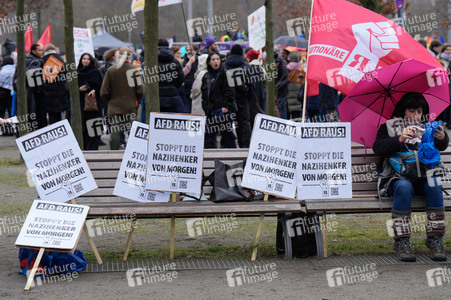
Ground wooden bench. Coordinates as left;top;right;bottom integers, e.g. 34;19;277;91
77;149;305;261
304;145;451;259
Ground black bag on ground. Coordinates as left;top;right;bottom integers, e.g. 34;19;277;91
207;159;264;202
276;212;317;258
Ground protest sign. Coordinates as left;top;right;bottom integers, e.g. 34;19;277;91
242;114;298;199
287;69;305;85
113;121;170;202
145;113;205;193
15;200;89;251
16;120;98;203
73;28;95;67
297;123;352;200
248;6;266;50
43;55;64;83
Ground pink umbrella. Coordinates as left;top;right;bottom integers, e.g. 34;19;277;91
338;59;450;147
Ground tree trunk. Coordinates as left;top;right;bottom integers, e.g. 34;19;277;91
144;0;160;122
63;0;83;147
16;0;27;138
265;0;275;117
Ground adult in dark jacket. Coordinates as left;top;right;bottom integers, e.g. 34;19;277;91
274;52;289;119
319;83;338;122
25;43;45;130
42;44;67;125
201;52;236;148
245;49;265;129
223;44;252;148
183;44;200;113
77;53;104;150
157;39;185;112
373;93;448;262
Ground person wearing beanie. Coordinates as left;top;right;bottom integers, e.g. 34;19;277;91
101;47;143;150
246;49;260;63
202;37;218;54
223;43;252;148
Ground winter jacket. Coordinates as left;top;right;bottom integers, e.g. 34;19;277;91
223;54;251;106
190;54;208;115
183;54;199;98
0;64;15;92
319;83;338;111
286;61;303;116
158;46;185;112
25;53;44;115
373;122;449;196
42;50;67;112
201;66;235;116
248;60;265;127
274;55;289;98
100;62;144;117
78;64;104;113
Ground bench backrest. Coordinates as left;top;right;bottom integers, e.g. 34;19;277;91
77;149;249;205
77;146;451;205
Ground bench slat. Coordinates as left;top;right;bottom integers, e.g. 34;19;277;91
85;200;302;217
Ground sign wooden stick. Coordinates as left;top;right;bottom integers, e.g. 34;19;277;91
322;214;328;258
169;192;177;260
71;199;103;265
122;217;137;261
24;247;45;290
251;194;269;261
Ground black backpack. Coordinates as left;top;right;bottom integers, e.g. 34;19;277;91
276;212;318;258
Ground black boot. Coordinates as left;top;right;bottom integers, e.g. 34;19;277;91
426;237;446;261
391;210;415;262
394;237;416;262
425;207;446;261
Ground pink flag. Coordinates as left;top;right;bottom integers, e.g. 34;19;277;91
306;0;444;96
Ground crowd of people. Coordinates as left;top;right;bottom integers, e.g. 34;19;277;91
3;35;450;151
1;35;335;150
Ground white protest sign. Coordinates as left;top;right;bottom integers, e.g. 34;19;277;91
15;200;89;251
74;27;95;67
145;113;205;193
297;123;352;200
16;120;98;203
113;121;170;202
242;114;298;199
248;6;266;50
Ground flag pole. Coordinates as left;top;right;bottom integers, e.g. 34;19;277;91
180;2;192;47
301;0;315;123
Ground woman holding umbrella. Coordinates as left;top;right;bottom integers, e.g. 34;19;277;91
373;92;448;262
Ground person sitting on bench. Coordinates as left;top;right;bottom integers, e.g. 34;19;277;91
373;92;448;262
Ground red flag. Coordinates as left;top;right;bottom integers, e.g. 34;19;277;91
37;24;52;48
306;0;444;96
24;25;33;52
